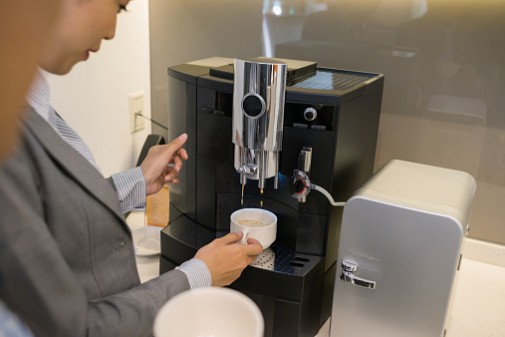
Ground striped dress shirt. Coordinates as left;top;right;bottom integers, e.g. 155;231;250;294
26;71;145;213
0;301;33;337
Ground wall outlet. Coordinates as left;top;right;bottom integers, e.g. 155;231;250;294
129;92;145;133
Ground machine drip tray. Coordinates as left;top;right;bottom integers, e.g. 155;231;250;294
160;215;322;278
253;242;320;275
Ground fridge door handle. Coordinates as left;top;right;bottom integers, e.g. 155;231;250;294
340;260;376;289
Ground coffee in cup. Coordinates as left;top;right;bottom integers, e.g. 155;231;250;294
230;208;277;249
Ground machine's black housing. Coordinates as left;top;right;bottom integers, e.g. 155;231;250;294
161;58;384;337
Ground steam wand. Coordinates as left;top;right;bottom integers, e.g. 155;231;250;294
290;169;346;207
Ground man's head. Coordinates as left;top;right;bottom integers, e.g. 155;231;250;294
0;0;62;161
40;0;131;75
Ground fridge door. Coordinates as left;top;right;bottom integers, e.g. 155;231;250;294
330;160;476;337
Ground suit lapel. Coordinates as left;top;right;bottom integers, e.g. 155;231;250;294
23;107;126;224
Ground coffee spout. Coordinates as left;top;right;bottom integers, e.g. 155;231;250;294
232;58;287;193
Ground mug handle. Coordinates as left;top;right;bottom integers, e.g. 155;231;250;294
241;229;250;244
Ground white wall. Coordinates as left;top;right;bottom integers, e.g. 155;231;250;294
47;0;151;177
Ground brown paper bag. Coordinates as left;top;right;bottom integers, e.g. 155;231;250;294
146;185;170;227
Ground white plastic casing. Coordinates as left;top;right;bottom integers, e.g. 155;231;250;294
331;159;476;337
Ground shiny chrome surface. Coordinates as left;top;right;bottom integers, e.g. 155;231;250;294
340;260;377;289
232;59;287;189
298;146;312;173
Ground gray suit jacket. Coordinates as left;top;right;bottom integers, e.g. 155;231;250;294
0;107;190;337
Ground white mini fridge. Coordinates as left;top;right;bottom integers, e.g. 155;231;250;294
330;160;476;337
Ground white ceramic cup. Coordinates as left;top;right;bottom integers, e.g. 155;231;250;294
153;287;264;337
230;208;277;249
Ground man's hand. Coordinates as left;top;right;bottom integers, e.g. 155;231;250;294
140;133;188;196
195;232;264;287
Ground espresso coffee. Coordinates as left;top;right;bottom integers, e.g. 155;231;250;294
236;219;266;227
230;208;277;249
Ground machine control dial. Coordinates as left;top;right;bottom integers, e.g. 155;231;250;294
303;107;317;122
242;94;265;118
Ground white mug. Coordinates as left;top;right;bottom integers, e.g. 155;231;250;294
154;287;264;337
230;208;277;249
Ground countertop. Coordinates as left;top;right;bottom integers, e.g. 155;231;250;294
127;212;505;337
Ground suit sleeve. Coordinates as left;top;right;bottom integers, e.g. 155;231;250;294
0;145;190;337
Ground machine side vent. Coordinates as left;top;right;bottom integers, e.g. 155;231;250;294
291;70;374;91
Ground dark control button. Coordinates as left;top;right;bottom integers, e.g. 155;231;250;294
293;123;308;129
311;125;327;131
201;106;213;114
242;94;264;117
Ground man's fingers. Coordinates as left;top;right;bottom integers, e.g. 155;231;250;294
244;239;264;255
218;232;243;244
172;154;183;170
163;133;188;157
177;147;188;160
164;155;183;182
172;133;188;146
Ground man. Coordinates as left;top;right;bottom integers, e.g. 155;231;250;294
0;0;263;336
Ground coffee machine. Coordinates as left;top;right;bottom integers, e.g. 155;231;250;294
160;57;384;337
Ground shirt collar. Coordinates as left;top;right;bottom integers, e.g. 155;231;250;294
26;69;58;128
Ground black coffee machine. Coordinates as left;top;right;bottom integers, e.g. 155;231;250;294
160;57;384;337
